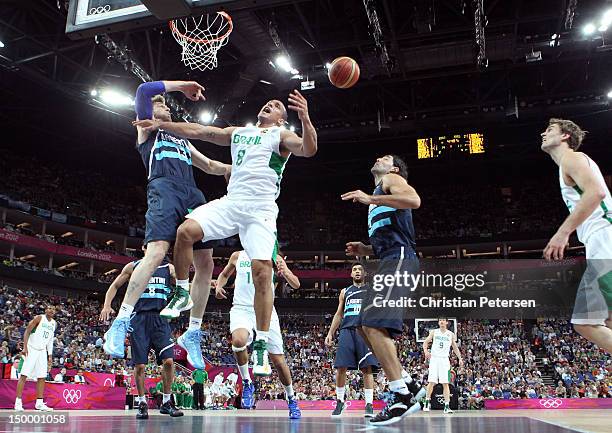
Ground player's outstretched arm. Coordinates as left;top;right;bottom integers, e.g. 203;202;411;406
377;174;421;209
100;262;134;321
281;90;317;157
544;152;607;260
188;143;231;176
215;252;239;299
325;289;346;346
132;118;235;147
345;241;374;257
275;256;300;289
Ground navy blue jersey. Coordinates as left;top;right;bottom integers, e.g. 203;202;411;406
137;129;196;185
340;284;368;329
368;182;416;258
133;259;172;312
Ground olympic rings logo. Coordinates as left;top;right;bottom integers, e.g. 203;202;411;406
89;5;112;15
538;399;563;409
103;378;115;387
331;400;353;408
63;389;82;404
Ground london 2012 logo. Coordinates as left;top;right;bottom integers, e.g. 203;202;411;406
63;389;82;404
538;399;563;408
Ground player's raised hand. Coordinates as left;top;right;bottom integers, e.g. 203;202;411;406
288;90;309;121
132;118;161;133
345;241;367;256
275;256;288;276
341;190;373;205
178;81;206;101
99;305;115;322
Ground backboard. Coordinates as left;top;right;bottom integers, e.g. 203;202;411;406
65;0;286;39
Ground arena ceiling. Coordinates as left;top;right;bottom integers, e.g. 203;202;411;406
1;0;611;184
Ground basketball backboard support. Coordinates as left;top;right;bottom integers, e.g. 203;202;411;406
65;0;290;39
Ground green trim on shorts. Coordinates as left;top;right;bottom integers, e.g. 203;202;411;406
271;234;278;262
448;368;452;383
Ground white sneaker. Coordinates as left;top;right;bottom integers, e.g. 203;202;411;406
423;406;430;412
35;402;54;411
14;401;24;411
443;406;454;414
252;340;272;377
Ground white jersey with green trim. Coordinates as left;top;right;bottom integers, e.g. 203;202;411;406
28;315;56;351
430;329;453;358
233;250;275;308
227;126;289;201
560;154;612;243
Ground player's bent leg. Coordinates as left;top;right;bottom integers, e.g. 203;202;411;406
573;324;612;354
270;354;301;419
162;221;203;319
159;358;183;417
231;329;256;409
105;241;169;357
251;259;274;377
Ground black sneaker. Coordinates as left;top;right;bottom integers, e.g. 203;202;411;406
160;400;184;417
331;399;345;417
369;391;413;426
136;401;149;420
364;403;374;418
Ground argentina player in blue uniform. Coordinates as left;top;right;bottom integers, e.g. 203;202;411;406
104;80;230;372
325;263;379;418
100;255;183;418
342;155;425;426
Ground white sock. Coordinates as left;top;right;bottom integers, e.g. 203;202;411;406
15;397;22;404
336;387;345;401
255;331;270;343
389;379;409;395
365;389;374;404
238;363;252;382
163;394;171;404
116;303;134;320
285;384;295;400
401;369;412;383
176;279;190;290
189;317;202;331
138;396;145;404
36;398;43;405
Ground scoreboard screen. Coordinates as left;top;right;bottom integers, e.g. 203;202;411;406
417;133;485;159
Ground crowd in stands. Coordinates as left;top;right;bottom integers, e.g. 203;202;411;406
1;152;578;250
0;284;609;408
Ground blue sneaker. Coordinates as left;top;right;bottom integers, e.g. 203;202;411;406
287;398;301;419
177;328;205;370
241;380;255;409
103;316;131;358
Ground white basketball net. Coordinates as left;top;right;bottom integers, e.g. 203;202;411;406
169;12;233;71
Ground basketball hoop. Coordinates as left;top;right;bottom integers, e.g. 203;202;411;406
169;11;233;71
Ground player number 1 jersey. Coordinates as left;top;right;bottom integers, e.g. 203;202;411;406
227;126;289;201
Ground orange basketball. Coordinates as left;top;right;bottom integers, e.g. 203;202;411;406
328;56;360;89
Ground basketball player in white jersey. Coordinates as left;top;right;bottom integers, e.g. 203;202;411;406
215;250;302;418
422;319;462;413
133;90;317;375
14;306;57;411
541;118;612;353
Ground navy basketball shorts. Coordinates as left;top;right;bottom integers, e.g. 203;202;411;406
334;327;379;371
129;310;174;365
359;247;419;338
144;177;215;249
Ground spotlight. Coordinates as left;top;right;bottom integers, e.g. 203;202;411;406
289;125;295;132
275;55;298;74
99;89;133;107
607;90;612;98
90;89;98;97
583;23;596;35
0;40;4;48
199;111;212;123
325;62;331;69
598;25;608;32
602;9;612;26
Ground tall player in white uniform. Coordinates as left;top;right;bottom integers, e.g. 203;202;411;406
133;90;317;375
541;118;612;353
215;250;302;419
422;319;463;413
14;306;57;411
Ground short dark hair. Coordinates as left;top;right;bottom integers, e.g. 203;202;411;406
351;262;364;271
389;155;409;179
548;118;587;150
